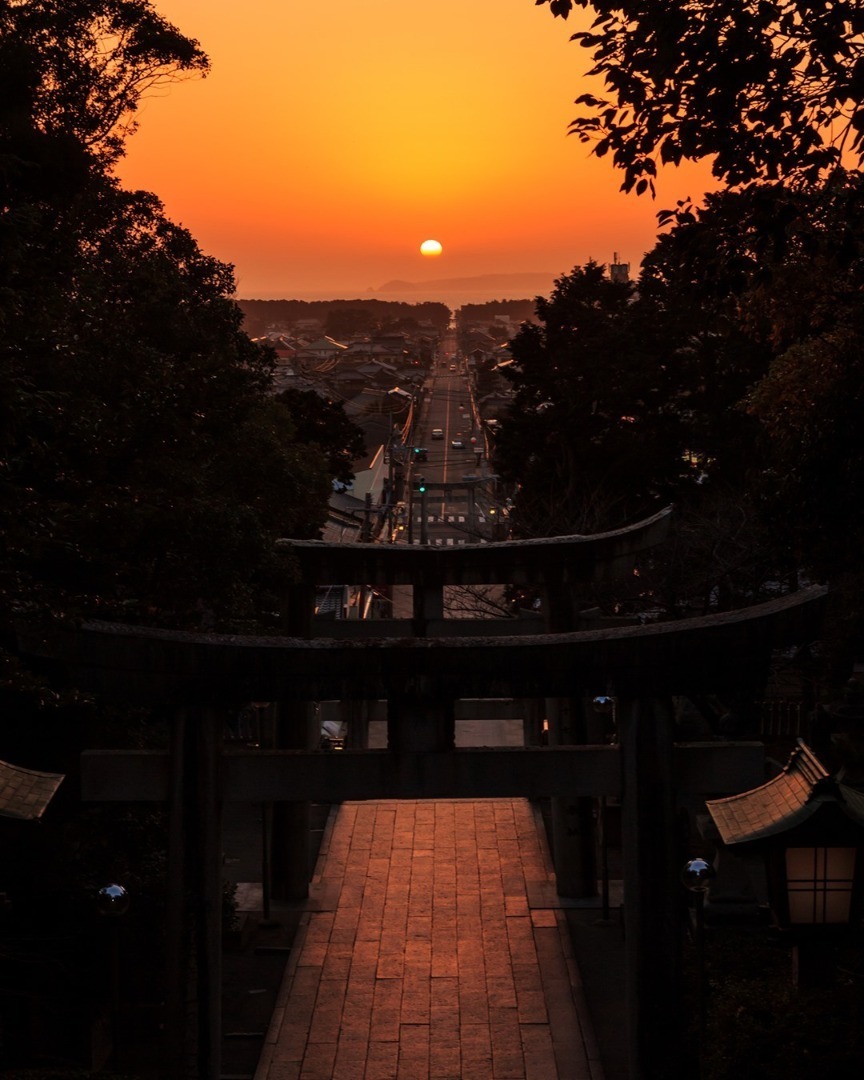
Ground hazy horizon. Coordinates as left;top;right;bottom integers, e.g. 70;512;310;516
118;1;715;298
236;269;562;308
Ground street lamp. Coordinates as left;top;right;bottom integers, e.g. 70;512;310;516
96;883;130;1069
591;694;617;743
96;883;130;918
487;505;505;541
592;695;618;921
681;857;716;1043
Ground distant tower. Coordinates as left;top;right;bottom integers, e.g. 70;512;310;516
609;252;630;283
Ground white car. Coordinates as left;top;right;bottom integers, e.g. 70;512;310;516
431;428;444;440
451;438;466;450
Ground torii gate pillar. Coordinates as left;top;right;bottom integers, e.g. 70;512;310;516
271;581;317;901
270;700;318;901
620;695;686;1080
546;695;598;897
544;567;599;898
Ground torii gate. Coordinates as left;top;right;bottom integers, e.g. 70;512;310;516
17;512;827;1080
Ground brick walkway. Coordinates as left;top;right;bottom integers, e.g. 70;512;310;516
254;799;603;1080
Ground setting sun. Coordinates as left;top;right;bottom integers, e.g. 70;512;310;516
420;239;443;257
114;1;717;297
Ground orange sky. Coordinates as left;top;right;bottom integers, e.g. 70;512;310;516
117;1;715;299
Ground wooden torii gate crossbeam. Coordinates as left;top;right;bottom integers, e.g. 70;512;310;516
276;506;674;638
16;507;827;1080
19;582;827;1080
50;586;822;706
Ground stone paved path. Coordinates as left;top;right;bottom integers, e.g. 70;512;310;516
254;799;603;1080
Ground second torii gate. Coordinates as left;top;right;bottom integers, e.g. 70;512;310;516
19;568;828;1080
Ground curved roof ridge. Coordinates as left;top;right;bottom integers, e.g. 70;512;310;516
706;739;831;846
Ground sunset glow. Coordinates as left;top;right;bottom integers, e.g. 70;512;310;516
117;0;716;298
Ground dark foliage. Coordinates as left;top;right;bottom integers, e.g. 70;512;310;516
536;0;864;192
457;298;537;323
495;173;864;646
0;7;366;1066
689;928;864;1079
494;260;692;537
276;388;366;486
237;298;452;338
0;2;370;633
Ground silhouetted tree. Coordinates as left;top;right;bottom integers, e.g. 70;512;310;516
276;388;367;485
0;1;358;634
0;0;208;169
537;0;864;192
494;261;684;535
324;306;377;338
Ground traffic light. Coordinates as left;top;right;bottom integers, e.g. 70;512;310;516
413;476;427;493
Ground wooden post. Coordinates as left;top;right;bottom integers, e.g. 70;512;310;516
541;571;599;899
387;692;455;753
271;581;319;900
270;700;318;900
419;489;429;545
619;695;684;1080
163;709;187;1080
282;582;315;637
188;707;223;1080
547;696;597;898
412;577;443;637
343;699;370;749
468;484;477;536
519;697;546;746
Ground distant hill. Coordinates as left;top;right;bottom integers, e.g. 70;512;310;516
373;272;556;295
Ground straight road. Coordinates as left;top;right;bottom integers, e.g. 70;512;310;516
405;363;505;548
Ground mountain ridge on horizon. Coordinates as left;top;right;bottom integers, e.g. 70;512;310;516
371;271;557;293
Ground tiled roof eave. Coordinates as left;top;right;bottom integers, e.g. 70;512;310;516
711;798;822;846
0;759;65;821
706;740;832;847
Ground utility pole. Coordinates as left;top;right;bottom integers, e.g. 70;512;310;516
361;492;373;542
407;476;428;545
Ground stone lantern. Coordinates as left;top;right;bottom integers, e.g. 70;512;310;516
706;740;864;984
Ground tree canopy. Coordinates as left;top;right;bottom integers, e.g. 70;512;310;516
238;298;452;338
0;0;208;168
1;1;360;633
536;0;864;192
494;171;864;632
0;5;371;1064
494;261;688;535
